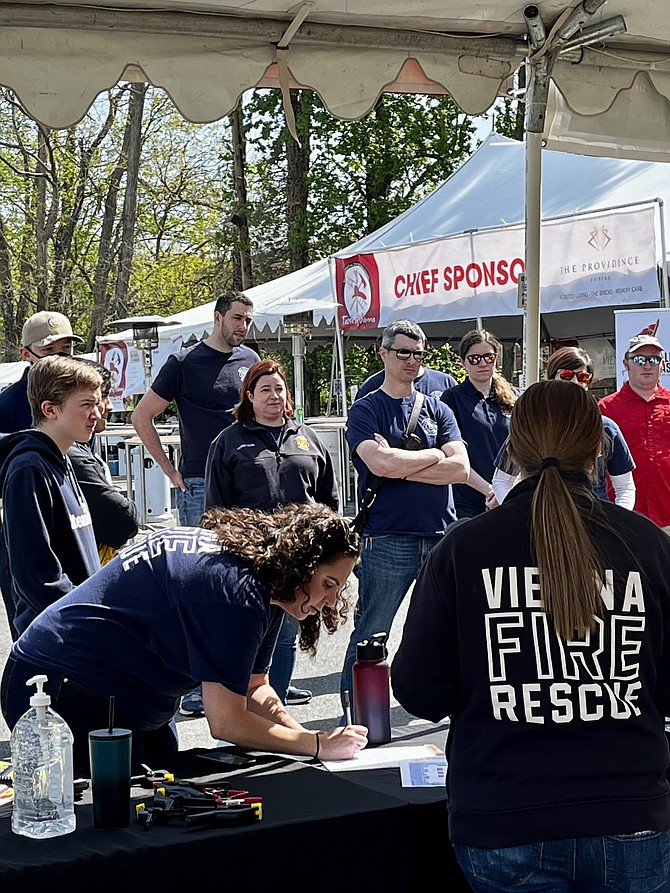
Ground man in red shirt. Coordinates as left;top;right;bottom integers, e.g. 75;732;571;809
598;332;670;530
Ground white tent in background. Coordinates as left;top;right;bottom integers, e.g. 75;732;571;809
106;133;670;353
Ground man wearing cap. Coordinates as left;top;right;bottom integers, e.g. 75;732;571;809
0;311;81;433
598;332;670;531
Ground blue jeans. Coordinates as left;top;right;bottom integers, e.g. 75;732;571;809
175;477;205;527
454;833;670;892
269;614;299;703
340;533;442;714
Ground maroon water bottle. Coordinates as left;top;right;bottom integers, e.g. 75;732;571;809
352;632;391;745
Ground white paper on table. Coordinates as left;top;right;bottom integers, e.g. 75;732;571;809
399;757;448;788
321;744;442;772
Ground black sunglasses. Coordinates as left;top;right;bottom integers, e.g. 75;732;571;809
388;348;425;361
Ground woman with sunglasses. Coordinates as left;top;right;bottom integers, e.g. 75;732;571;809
492;346;636;509
392;380;670;890
441;330;518;518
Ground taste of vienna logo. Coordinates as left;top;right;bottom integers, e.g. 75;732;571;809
342;263;372;321
588;226;612;252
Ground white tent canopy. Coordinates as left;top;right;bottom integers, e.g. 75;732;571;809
115;133;670;349
0;2;669;162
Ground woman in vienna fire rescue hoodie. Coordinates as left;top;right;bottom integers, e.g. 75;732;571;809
392;380;670;891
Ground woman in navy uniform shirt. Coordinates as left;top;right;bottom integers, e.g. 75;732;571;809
492;346;635;509
441;330;518;518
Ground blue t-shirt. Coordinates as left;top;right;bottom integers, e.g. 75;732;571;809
494;415;635;503
346;389;462;535
14;528;283;730
355;367;458;401
151;341;260;477
441;378;517;518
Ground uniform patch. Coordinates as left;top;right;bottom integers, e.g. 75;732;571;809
423;419;438;437
238;366;250;381
295;436;310;451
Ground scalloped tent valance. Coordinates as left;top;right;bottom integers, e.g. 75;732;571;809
0;0;667;162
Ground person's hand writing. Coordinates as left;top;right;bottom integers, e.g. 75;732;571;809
318;725;368;760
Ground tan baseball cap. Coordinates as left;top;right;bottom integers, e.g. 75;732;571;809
21;311;83;348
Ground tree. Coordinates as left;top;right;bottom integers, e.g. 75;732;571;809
0;88;131;357
245;89;477;271
230;102;253;289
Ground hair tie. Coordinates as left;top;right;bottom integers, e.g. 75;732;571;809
540;457;561;471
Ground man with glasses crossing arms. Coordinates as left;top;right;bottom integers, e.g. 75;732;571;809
599;328;670;531
341;320;469;715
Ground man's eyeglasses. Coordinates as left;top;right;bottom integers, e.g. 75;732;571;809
558;369;592;384
466;353;497;366
389;348;425;362
629;354;663;367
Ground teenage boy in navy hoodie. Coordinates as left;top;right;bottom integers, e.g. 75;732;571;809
0;355;102;636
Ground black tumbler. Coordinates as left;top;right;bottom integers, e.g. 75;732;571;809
88;728;132;828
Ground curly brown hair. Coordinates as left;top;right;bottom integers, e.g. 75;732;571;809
200;503;360;654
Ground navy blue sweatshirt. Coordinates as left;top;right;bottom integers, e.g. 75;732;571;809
0;367;31;433
0;430;100;635
392;477;670;848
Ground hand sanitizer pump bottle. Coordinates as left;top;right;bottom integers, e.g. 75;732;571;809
10;674;76;838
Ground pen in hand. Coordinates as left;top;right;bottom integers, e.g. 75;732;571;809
344;689;352;726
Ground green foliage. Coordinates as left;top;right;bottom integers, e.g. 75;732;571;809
259;345;294;391
423;344;465;382
0;82;480;360
492;97;525;142
244;89;477;265
299;339;464;415
311;94;475;242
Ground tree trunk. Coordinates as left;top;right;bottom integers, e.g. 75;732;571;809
286;91;312;272
87;164;125;352
113;84;147;318
230;103;252;289
364;97;398;234
0;213;18;360
34;129;50;311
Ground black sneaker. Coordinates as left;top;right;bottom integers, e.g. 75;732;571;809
179;686;204;716
285;685;312;706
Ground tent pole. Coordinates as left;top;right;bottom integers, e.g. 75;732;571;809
523;41;554;386
335;313;348;419
658;199;669;309
292;334;306;422
524;130;543;385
